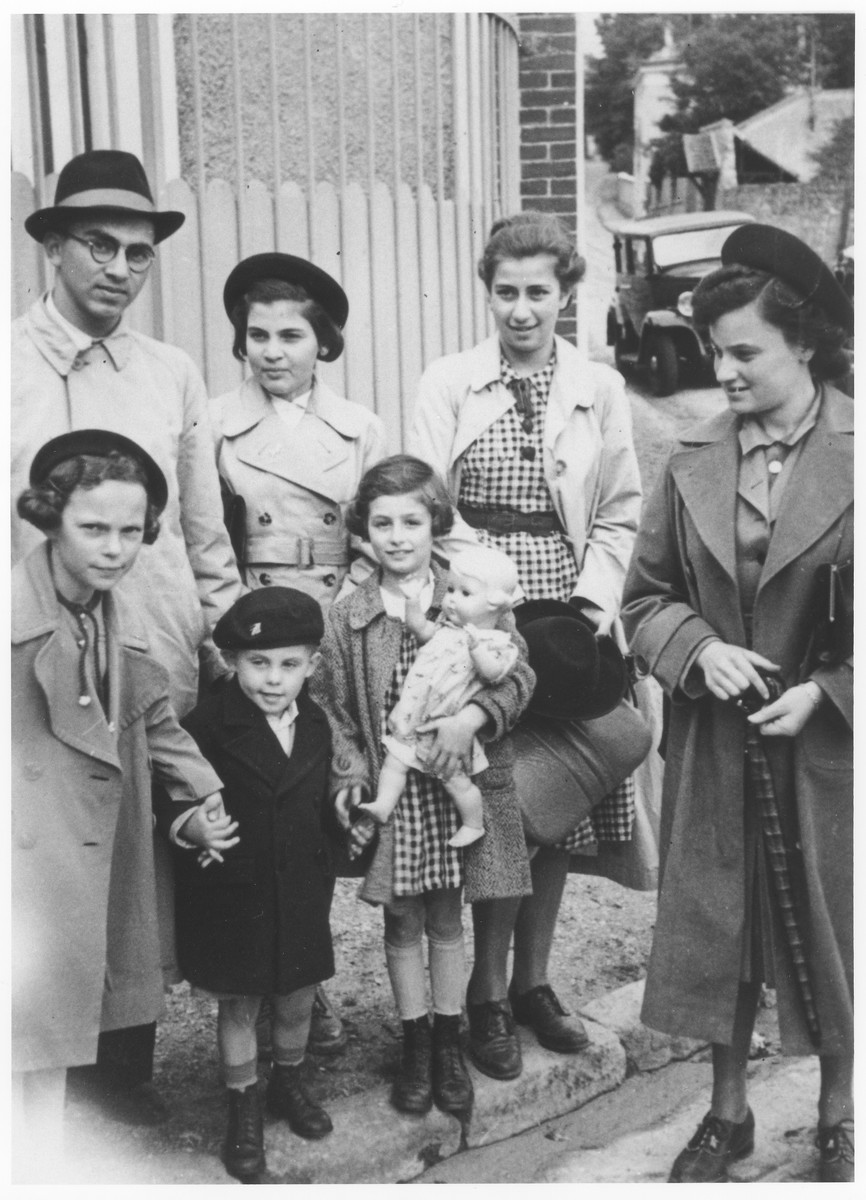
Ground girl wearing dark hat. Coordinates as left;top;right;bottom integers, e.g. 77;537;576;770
409;211;645;1082
622;224;853;1183
12;432;237;1180
210;252;387;611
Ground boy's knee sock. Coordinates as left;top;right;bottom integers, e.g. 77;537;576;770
272;985;317;1067
428;934;466;1017
224;1059;258;1091
385;939;428;1020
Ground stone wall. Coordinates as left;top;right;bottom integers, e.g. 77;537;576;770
517;12;578;343
719;181;852;265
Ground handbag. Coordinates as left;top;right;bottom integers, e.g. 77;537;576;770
512;699;652;847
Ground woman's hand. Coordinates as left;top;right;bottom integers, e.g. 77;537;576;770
696;641;780;702
182;792;240;868
748;682;823;738
417;704;488;780
570;598;615;638
335;785;377;859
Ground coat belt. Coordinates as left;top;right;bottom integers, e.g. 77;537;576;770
244;535;350;567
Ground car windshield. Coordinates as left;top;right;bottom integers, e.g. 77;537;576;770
652;225;744;270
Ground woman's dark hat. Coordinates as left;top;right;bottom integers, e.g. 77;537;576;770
515;599;628;721
214;587;324;651
721;224;854;336
24;150;185;245
29;429;168;514
223;253;349;329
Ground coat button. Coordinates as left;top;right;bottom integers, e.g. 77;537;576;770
555;461;566;476
323;574;336;588
258;512;272;525
323;512;337;526
259;572;273;586
634;655;649;675
22;761;43;781
336;754;352;771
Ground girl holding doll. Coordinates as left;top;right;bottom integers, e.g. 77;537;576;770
313;456;534;1118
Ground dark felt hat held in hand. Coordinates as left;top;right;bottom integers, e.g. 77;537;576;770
515;598;627;721
214;587;324;651
223;253;349;329
24;150;185;244
721;223;854;336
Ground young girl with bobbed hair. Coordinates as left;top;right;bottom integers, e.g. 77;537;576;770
12;431;237;1182
313;455;534;1120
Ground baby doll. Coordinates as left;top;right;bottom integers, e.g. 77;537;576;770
361;545;521;846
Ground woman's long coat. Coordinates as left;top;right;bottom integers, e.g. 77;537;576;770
410;334;642;622
209;376;386;612
11;543;222;1073
621;388;853;1055
174;679;336;995
312;563;535;905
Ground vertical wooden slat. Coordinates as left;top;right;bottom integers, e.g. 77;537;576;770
438;199;460;356
240;178;276;259
479;14;492;241
42;14;74;166
231;15;245;232
159;177;205;374
418;182;443;368
394;180;423;418
63;14;85;155
451;14;474;350
23;15;47;196
311;181;346;398
82;14;111;149
101;13;120;150
11;173;46;316
341;180;375;410
467;14;487;343
369;180;402;446
200;178;243;397
277;181;310;259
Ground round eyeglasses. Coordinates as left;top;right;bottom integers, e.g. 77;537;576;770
66;232;156;274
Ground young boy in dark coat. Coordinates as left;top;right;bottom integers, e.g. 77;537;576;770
172;587;336;1182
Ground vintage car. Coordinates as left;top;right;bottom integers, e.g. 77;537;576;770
606;210;755;396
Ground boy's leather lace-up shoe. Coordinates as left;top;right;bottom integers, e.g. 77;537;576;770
431;1014;474;1116
508;983;589;1053
223;1083;265;1181
266;1063;333;1139
816;1118;854;1183
669;1108;755;1182
391;1015;433;1114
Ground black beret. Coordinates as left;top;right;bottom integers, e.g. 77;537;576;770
721;224;854;336
214;587;324;651
223;253;349;329
29;429;168;514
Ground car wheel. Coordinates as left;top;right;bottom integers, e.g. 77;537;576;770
647;334;679;397
614;331;630;374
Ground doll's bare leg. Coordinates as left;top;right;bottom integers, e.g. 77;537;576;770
361;754;409;824
444;773;485;847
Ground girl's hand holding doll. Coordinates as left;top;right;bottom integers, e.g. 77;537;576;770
417;702;488;780
179;792;241;867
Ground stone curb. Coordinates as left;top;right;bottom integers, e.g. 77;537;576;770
264;979;705;1184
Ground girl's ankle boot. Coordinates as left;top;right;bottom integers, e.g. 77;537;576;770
392;1016;433;1114
432;1013;474;1116
223;1083;265;1181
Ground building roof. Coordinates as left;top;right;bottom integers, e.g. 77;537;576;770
731;89;853;182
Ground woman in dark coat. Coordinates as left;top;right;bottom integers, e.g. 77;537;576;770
621;225;853;1184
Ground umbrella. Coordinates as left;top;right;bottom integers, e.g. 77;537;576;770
739;679;821;1047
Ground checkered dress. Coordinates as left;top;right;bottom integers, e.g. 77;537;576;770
384;627;463;896
458;351;634;853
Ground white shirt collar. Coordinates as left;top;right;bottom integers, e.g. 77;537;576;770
379;573;436;620
265;700;299;732
45;291;100;352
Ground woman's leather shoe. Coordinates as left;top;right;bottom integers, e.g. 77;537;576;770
669;1108;755;1182
816;1119;854;1182
266;1063;333;1139
466;998;522;1080
392;1016;433;1114
508;983;589;1053
223;1083;265;1181
432;1014;474;1116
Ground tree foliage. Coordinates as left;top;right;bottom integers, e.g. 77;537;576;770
586;12;855;171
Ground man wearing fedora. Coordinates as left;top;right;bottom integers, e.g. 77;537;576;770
11;149;244;1123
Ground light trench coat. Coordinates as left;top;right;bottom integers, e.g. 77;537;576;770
210;376;387;613
11;543;222;1073
621;387;853;1055
12;298;243;717
411;334;642;624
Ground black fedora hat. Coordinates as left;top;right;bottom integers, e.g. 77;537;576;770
515;599;628;721
721;223;854;336
222;252;349;329
30;429;169;516
24;150;185;245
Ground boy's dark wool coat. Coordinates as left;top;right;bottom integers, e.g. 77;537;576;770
173;678;336;995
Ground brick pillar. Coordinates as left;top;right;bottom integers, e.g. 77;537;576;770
517;12;578;343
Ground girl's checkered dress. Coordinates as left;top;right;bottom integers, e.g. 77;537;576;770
383;627;463;896
458;353;634;854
